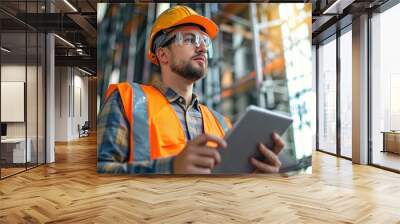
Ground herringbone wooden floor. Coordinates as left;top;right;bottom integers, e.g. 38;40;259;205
1;134;400;223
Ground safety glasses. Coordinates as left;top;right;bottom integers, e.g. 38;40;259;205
161;31;211;49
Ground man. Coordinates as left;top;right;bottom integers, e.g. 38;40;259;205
97;5;284;174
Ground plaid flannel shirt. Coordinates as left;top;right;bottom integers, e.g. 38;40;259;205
97;81;203;174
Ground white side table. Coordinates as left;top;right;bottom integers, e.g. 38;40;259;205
1;138;31;163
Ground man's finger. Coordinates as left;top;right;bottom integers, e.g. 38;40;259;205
250;157;279;173
271;132;285;154
195;147;221;165
188;165;211;174
191;134;227;148
258;143;282;167
192;155;217;169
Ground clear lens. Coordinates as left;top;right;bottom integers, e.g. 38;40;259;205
176;31;211;48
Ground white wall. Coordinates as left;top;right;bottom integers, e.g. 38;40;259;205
1;66;25;126
1;64;46;164
1;64;26;81
1;65;26;140
55;67;69;141
1;65;38;138
55;67;89;141
72;72;89;138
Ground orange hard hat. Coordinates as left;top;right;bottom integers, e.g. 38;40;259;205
147;5;218;65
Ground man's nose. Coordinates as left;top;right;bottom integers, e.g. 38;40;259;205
196;40;207;53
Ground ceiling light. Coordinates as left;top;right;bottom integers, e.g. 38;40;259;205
1;47;11;53
78;67;93;76
63;0;78;12
54;34;75;48
323;0;341;14
323;0;355;15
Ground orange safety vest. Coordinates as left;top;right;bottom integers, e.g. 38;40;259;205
105;82;232;162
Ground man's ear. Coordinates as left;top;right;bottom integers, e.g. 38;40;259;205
155;47;169;65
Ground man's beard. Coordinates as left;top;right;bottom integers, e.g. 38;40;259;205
170;55;207;81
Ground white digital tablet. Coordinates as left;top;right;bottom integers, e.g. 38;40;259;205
212;105;293;174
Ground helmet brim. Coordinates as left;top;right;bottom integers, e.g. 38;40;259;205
172;14;218;39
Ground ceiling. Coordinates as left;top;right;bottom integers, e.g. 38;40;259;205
311;0;390;44
0;0;97;74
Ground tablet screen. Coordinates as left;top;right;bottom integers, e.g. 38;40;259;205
212;105;293;174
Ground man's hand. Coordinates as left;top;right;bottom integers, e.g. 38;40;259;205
250;132;285;173
173;134;227;174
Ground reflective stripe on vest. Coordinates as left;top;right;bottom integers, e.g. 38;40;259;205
105;82;231;162
140;84;187;160
132;83;150;161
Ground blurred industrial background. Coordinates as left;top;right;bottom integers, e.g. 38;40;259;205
97;3;313;170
